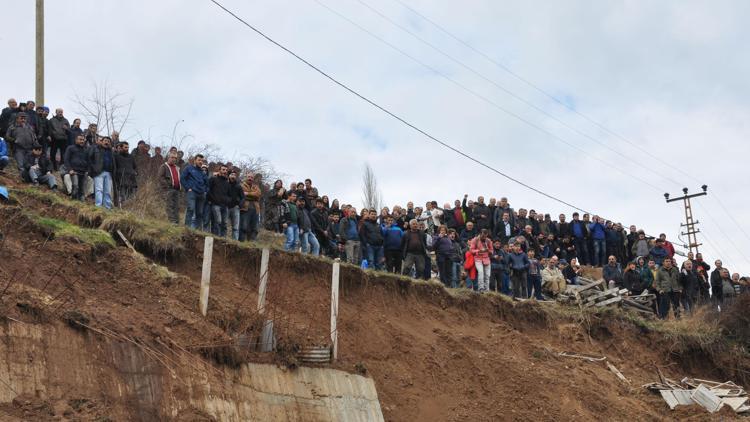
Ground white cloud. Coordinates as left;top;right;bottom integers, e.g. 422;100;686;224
2;0;749;272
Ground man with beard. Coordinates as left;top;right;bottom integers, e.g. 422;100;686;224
113;142;137;206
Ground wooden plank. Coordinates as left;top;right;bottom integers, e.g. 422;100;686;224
199;236;214;317
692;384;722;413
575;279;604;292
585;287;620;303
331;259;340;361
606;361;630;384
257;248;270;314
116;230;136;253
558;351;606;362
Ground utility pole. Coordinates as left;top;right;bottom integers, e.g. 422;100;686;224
664;185;708;256
36;0;45;106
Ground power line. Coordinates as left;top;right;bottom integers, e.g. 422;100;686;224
695;201;750;269
205;0;592;213
356;0;683;188
392;0;703;186
312;0;666;193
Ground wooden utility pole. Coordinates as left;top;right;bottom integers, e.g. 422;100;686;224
35;0;45;106
664;185;708;256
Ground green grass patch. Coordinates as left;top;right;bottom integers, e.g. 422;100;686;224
34;216;116;249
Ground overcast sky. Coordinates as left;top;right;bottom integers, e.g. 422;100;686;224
3;0;749;273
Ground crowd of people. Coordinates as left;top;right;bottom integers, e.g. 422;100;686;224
1;97;746;318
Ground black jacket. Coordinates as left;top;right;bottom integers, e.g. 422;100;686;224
228;181;244;208
472;203;492;230
63;144;90;173
87;146;116;177
113;152;137;188
360;220;384;247
400;229;428;258
310;208;328;237
680;269;699;298
208;175;232;207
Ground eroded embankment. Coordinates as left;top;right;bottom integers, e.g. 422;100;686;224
1;186;749;421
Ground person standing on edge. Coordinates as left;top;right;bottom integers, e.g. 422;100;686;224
340;207;361;264
361;208;385;269
227;171;245;240
5;113;37;172
570;213;589;266
181;154;208;229
63;135;89;200
655;257;681;319
48;108;70;170
310;198;329;254
240;173;262;241
88;136;115;209
208;164;231;237
508;243;530;298
469;229;493;292
588;216;607;267
298;197;320;255
383;216;404;273
281;192;300;251
401;219;429;279
680;260;698;315
527;249;542;300
432;225;454;288
113;141;137;206
158;152;182;224
304;178;318;211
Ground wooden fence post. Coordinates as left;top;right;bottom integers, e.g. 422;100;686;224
330;259;340;361
257;248;270;314
199;236;214;316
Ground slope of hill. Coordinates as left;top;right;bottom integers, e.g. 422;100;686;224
0;181;748;421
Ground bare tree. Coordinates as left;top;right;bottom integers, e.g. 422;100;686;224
71;80;134;136
362;163;383;210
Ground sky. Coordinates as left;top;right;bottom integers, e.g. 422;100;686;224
2;0;749;273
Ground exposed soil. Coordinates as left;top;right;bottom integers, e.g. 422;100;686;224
0;176;748;421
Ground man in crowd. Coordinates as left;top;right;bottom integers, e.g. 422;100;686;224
339;207;361;264
589;215;606;267
240;173;262;241
23;145;56;189
208;164;231;237
603;255;623;289
181;154;208;229
304;178;318;211
113;141;137;206
570;212;589;266
5;113;37;171
542;256;566;297
158;152;182;224
655;257;681;319
88;136;115;208
0;99;19;136
83;123;98;146
472;196;492;232
227;171;245;240
281;191;300;251
361;208;385;269
401;219;428;279
62;134;89;200
298;197;319;255
48;108;70;170
508;242;530;298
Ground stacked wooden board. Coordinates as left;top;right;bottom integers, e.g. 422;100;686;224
645;377;750;413
556;276;655;314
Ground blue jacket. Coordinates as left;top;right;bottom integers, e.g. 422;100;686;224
588;222;606;240
383;225;404;250
0;138;7;158
508;252;530;271
571;220;586;239
432;235;454;256
181;164;209;195
650;246;668;266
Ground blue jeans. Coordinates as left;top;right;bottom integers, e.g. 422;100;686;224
451;262;462;288
592;238;606;267
184;191;206;229
0;156;8;171
228;206;240;240
202;201;212;232
502;272;511;295
527;275;543;300
301;231;320;256
574;237;589;265
365;244;385;270
211;205;228;237
284;224;300;251
94;171;113;209
28;167;57;188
